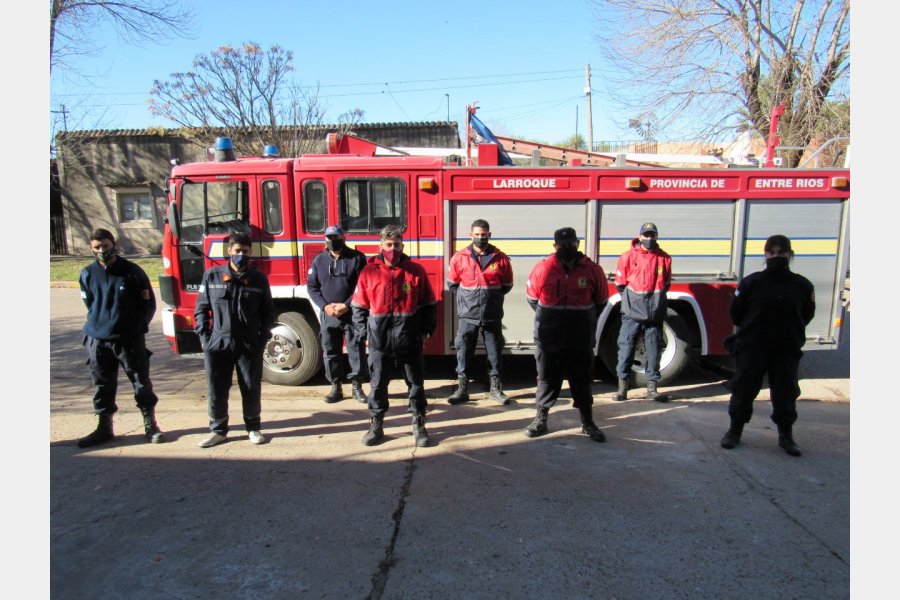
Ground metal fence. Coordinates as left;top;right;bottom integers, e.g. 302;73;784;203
592;140;658;154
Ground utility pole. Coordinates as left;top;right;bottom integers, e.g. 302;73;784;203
585;64;593;153
445;93;450;121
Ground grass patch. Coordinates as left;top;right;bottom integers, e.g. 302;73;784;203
50;256;164;283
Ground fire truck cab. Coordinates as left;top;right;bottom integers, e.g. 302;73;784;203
159;134;850;387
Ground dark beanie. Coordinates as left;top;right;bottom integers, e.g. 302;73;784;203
764;234;792;253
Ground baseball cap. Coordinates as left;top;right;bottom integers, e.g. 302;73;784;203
639;222;658;235
324;225;345;237
553;227;578;244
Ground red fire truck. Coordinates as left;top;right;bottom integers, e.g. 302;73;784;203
159;133;850;387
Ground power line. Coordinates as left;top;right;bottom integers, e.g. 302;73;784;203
52;68;588;98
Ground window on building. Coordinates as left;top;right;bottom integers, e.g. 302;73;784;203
339;178;406;234
303;180;327;233
117;190;154;223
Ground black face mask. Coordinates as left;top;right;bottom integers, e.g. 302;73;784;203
94;248;116;263
640;239;656;250
555;246;578;262
766;256;790;271
326;239;345;253
472;237;489;249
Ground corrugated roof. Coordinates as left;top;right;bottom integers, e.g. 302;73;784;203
57;122;458;139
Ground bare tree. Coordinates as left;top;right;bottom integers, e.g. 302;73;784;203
149;42;364;157
592;0;849;167
50;0;195;75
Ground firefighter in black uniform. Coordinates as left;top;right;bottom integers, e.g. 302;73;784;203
77;228;164;448
307;225;368;403
195;232;275;448
720;234;815;457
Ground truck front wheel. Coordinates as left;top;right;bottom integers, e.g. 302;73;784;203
600;309;692;387
262;310;323;386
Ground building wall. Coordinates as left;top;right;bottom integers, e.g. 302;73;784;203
55;123;460;255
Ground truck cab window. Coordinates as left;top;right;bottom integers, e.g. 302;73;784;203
339;178;406;233
262;180;283;234
303;180;327;233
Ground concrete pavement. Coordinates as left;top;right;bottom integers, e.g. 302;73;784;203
50;287;849;599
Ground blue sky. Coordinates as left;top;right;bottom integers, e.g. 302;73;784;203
50;0;630;146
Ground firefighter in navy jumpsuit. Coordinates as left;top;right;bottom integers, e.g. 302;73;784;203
194;233;275;448
720;234;815;456
524;227;609;442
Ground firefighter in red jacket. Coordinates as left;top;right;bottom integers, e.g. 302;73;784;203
612;222;673;403
447;219;514;405
352;225;438;448
524;227;609;442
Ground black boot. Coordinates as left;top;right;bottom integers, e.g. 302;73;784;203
351;379;367;403
488;375;510;405
777;425;802;457
447;375;470;405
525;408;550;438
720;422;743;449
612;378;628;402
412;412;430;447
362;414;385;446
141;409;165;443
647;381;669;403
324;382;344;404
77;414;114;448
578;406;606;443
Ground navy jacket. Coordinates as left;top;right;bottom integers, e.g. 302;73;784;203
307;247;367;321
194;264;275;353
80;257;156;341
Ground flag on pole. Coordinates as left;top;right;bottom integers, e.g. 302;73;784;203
468;112;514;166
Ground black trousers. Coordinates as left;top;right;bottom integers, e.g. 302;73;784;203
534;345;594;411
728;349;801;428
204;346;263;435
367;347;426;416
320;314;368;384
86;335;158;415
453;319;504;378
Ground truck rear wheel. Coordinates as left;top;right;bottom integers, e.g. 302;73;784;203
262;310;322;386
600;309;692;387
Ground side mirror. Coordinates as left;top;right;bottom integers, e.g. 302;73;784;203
166;201;181;239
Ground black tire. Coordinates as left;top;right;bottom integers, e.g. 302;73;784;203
600;309;693;387
262;310;323;386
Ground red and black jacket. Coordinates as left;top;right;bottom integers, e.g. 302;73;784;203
526;253;609;351
614;239;672;324
447;243;513;323
351;253;437;354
